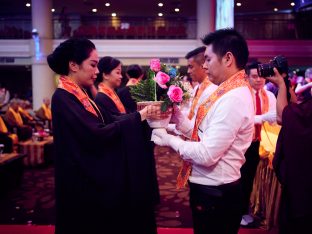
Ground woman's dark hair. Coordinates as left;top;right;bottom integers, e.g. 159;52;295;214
96;56;121;83
126;64;143;79
202;28;249;70
47;38;96;75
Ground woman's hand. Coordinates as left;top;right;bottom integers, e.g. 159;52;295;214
139;105;172;121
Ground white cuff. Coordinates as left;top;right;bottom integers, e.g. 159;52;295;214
168;135;184;152
254;115;262;124
176;117;193;137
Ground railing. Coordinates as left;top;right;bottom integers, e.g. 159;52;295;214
0;19;32;39
235;18;298;40
53;16;196;39
0;14;311;40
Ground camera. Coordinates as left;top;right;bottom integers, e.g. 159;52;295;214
257;55;288;77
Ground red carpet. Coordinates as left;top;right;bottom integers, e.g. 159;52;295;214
0;225;278;234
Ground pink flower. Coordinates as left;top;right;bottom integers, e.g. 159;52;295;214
154;71;170;89
167;85;183;103
150;59;161;72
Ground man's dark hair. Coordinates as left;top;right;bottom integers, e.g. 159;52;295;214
185;46;206;65
245;61;261;76
126;64;143;79
201;28;249;70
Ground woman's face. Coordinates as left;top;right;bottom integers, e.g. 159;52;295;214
74;49;99;88
104;63;122;89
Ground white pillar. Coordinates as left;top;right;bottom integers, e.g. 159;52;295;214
31;0;55;110
215;0;234;29
197;0;216;39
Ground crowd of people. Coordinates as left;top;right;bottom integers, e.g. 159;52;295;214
1;27;312;234
0;93;52;153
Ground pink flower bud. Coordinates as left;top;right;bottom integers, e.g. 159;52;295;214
150;59;161;72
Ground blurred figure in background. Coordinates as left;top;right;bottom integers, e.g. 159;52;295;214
117;64;144;113
0;83;10;113
295;67;312;103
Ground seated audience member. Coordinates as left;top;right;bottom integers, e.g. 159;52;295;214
36;97;52;121
0;83;10;113
4;99;32;141
36;97;52;129
0;115;13;153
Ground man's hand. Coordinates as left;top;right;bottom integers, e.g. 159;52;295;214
151;128;183;151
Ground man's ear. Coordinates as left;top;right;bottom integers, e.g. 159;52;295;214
223;52;234;67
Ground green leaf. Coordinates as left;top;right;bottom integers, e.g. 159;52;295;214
129;76;156;102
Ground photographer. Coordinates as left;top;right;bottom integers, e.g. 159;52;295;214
266;67;312;234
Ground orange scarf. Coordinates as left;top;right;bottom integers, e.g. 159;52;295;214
98;82;126;114
58;76;98;117
253;88;269;141
188;78;211;120
41;104;52;120
9;107;23;126
18;107;33;121
177;70;251;189
0;116;8;133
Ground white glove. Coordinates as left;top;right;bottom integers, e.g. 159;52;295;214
170;105;185;125
254;112;276;124
151;128;183;152
166;124;182;135
171;105;193;135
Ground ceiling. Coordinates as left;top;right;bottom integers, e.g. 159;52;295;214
0;0;305;17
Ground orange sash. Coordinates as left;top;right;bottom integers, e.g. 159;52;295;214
188;78;211;120
41;104;52;120
253;88;269;141
98;82;126;114
0;116;8;133
176;70;251;189
18;107;34;121
9;107;23;126
58;76;98;117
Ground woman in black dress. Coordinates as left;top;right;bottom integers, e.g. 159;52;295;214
48;38;162;234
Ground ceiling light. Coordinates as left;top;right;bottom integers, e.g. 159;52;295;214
51;8;55;12
290;2;295;6
112;12;117;17
158;13;163;17
105;3;110;7
274;8;278;12
158;3;163;7
26;3;31;7
175;8;180;12
92;8;97;13
236;2;242;7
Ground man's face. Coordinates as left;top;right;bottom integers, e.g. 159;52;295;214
248;68;265;91
187;57;206;83
202;45;225;85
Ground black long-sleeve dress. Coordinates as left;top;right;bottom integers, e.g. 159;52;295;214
52;88;158;234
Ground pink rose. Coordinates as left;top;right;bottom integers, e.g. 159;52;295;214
150;59;161;72
154;71;170;89
167;85;183;103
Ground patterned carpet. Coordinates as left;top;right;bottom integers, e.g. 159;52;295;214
0;145;192;227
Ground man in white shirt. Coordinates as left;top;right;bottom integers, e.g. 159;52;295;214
152;28;254;234
240;61;277;226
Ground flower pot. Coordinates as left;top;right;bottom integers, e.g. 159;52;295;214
137;101;172;129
